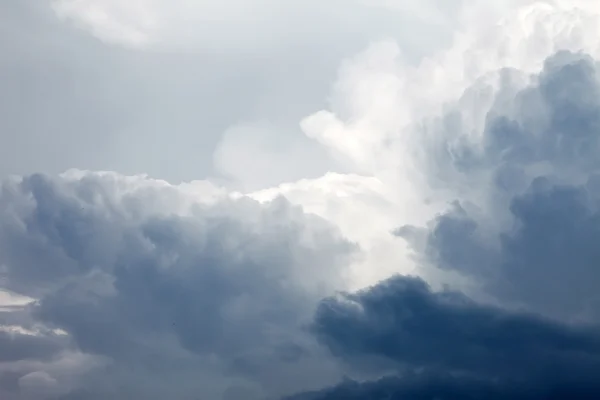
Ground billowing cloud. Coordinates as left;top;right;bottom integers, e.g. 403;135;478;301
282;2;600;400
395;50;600;321
284;275;600;399
0;171;357;399
313;276;600;376
6;0;600;399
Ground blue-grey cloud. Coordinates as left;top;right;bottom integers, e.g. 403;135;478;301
288;275;600;399
284;370;600;400
6;3;600;399
0;330;67;363
0;171;357;399
396;50;600;321
286;50;600;400
312;276;600;377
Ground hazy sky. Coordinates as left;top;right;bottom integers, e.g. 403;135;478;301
3;1;600;399
0;0;459;186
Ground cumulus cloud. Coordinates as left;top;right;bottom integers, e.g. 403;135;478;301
282;276;600;399
7;0;600;399
0;171;357;399
313;276;600;376
396;51;600;321
280;2;600;400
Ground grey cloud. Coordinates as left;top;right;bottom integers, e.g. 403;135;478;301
285;371;600;400
398;51;600;321
281;50;600;400
0;330;67;363
0;171;357;399
312;276;600;378
287;275;600;399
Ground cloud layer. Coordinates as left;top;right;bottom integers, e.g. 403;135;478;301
4;1;600;399
0;172;356;399
398;50;600;321
294;275;600;399
286;1;600;399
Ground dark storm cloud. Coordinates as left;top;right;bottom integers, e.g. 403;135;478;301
286;50;600;400
284;370;600;400
411;177;600;319
312;275;600;377
287;275;600;399
0;330;67;362
396;50;600;321
0;172;356;399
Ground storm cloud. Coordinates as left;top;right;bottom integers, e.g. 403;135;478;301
397;50;600;321
4;1;600;400
288;43;600;400
0;171;356;399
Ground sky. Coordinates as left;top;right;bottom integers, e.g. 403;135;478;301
3;0;600;399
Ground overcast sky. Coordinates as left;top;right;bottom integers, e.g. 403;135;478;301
0;0;461;187
3;1;600;399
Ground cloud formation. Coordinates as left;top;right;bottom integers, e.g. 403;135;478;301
284;2;600;399
5;1;600;399
0;171;356;399
397;50;600;321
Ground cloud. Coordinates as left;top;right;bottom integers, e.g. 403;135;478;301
280;3;600;400
7;1;600;399
213;121;334;191
284;371;600;400
0;171;357;399
312;276;600;376
395;50;600;321
0;329;67;363
2;0;462;186
287;275;600;399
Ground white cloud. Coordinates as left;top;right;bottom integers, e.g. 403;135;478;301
250;172;432;290
197;0;600;298
232;1;600;297
213;121;333;192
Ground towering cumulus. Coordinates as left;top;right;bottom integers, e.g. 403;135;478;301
2;1;600;399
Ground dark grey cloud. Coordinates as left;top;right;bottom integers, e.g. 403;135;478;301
0;330;67;363
285;370;600;400
0;171;357;399
287;275;600;399
312;275;600;375
286;50;600;400
5;3;600;399
396;50;600;321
